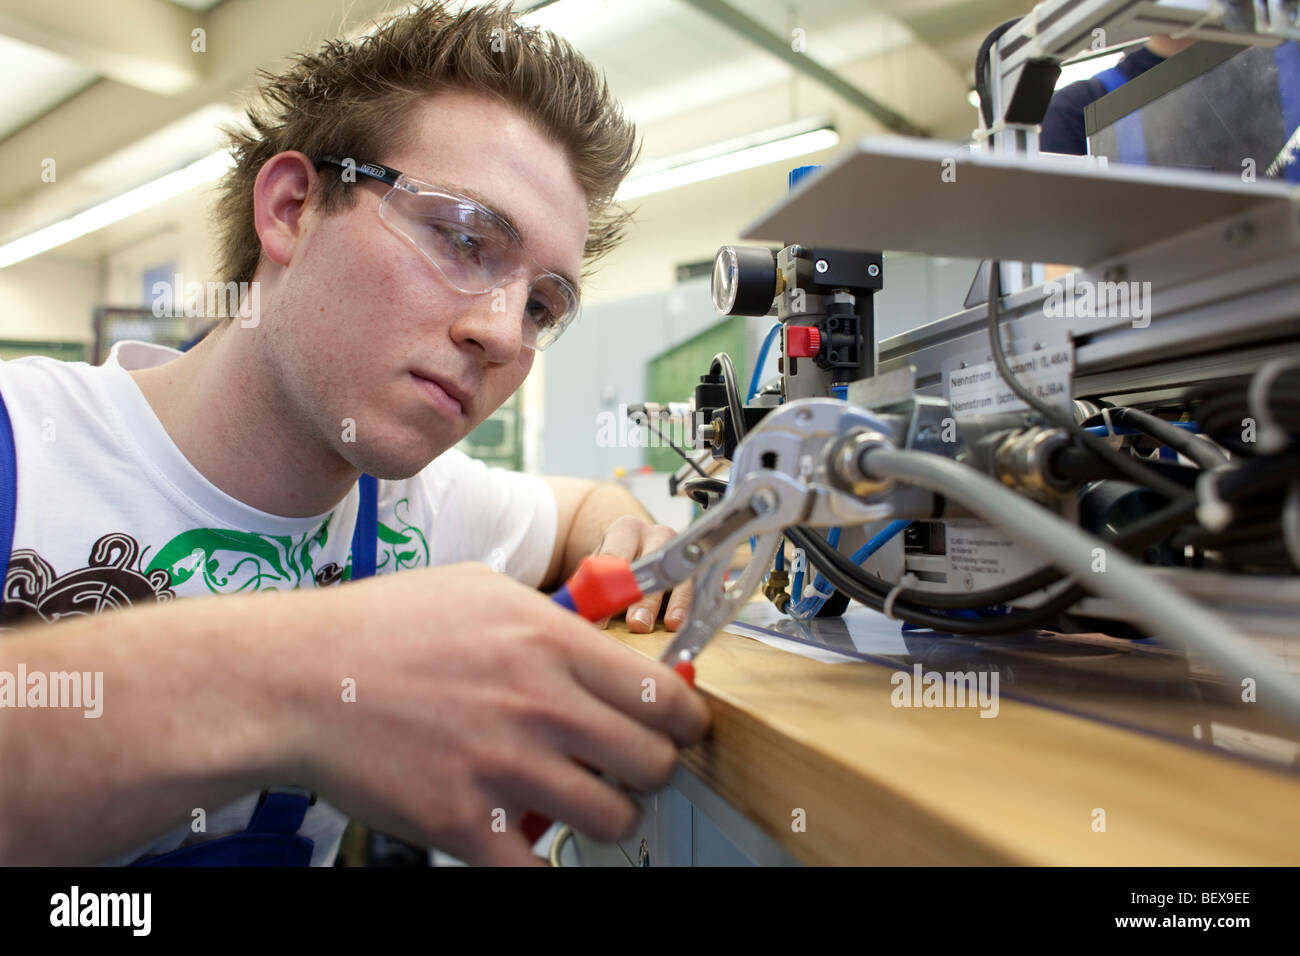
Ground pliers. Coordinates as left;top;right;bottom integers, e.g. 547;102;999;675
553;398;897;682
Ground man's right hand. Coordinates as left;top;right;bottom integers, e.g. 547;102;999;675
285;562;711;865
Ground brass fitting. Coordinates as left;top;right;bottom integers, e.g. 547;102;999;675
992;426;1073;499
764;568;791;612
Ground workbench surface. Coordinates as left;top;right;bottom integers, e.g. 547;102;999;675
609;622;1300;865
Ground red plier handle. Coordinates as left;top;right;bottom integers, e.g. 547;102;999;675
550;553;696;685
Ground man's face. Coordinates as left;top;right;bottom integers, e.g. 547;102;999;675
266;89;589;479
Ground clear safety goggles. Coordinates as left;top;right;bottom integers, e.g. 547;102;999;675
317;156;580;351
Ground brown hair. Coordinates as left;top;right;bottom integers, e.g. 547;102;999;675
213;1;638;287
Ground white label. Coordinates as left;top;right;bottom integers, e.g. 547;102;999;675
946;522;1039;590
944;336;1073;419
940;330;1072;592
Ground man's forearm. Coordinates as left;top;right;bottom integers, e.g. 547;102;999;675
0;593;303;865
546;479;655;585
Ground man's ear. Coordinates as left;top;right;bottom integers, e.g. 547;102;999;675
252;151;317;269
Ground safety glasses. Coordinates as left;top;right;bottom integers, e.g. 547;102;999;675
316;156;580;351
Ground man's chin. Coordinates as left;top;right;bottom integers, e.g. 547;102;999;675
341;436;459;481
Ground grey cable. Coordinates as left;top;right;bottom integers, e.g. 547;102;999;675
860;446;1300;728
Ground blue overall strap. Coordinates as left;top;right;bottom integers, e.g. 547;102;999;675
1277;42;1300;184
0;389;16;613
132;790;315;867
1094;66;1129;94
351;473;379;580
131;476;380;866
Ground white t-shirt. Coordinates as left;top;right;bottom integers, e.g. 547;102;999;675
0;341;558;865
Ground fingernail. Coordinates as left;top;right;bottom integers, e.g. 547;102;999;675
596;617;610;630
631;608;653;630
665;609;685;629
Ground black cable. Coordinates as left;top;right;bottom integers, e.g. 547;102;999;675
789;451;1300;633
788;524;1076;634
1190;371;1300;455
986;261;1192;503
681;476;728;509
642;419;710;479
788;493;1195;633
1082;406;1229;470
974;18;1024;129
1050;445;1199;488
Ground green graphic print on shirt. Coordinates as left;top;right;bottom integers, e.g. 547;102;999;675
0;498;431;629
146;497;432;592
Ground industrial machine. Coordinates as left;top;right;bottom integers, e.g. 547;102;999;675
565;0;1300;868
642;0;1300;671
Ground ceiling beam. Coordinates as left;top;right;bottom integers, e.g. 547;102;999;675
675;0;929;138
0;0;203;95
867;0;1030;81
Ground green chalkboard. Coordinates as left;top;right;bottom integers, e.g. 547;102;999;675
457;388;523;471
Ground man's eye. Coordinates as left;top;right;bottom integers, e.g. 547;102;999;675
526;298;558;327
431;225;483;260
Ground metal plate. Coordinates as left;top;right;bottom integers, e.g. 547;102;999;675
740;135;1298;266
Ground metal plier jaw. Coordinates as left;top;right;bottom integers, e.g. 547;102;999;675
658;398;898;671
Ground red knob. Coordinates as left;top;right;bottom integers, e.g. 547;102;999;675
786;326;821;358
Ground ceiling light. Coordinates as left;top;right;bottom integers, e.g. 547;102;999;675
616;116;839;202
0;150;235;269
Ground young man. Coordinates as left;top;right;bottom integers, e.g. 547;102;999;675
0;2;709;866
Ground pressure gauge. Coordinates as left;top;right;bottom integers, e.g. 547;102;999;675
710;245;777;316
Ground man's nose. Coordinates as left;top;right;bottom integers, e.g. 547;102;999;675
451;277;530;362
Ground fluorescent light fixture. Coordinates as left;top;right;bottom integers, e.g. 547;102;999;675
0;150;235;269
616;116;839;202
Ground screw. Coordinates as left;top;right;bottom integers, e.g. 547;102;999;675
963;573;974;591
815;259;829;274
867;263;880;277
751;489;778;514
683;543;703;562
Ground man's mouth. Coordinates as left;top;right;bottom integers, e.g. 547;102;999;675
411;372;469;420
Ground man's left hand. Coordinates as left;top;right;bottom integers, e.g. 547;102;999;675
591;515;693;633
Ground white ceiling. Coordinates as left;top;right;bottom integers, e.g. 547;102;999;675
521;0;915;130
0;0;1019;266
